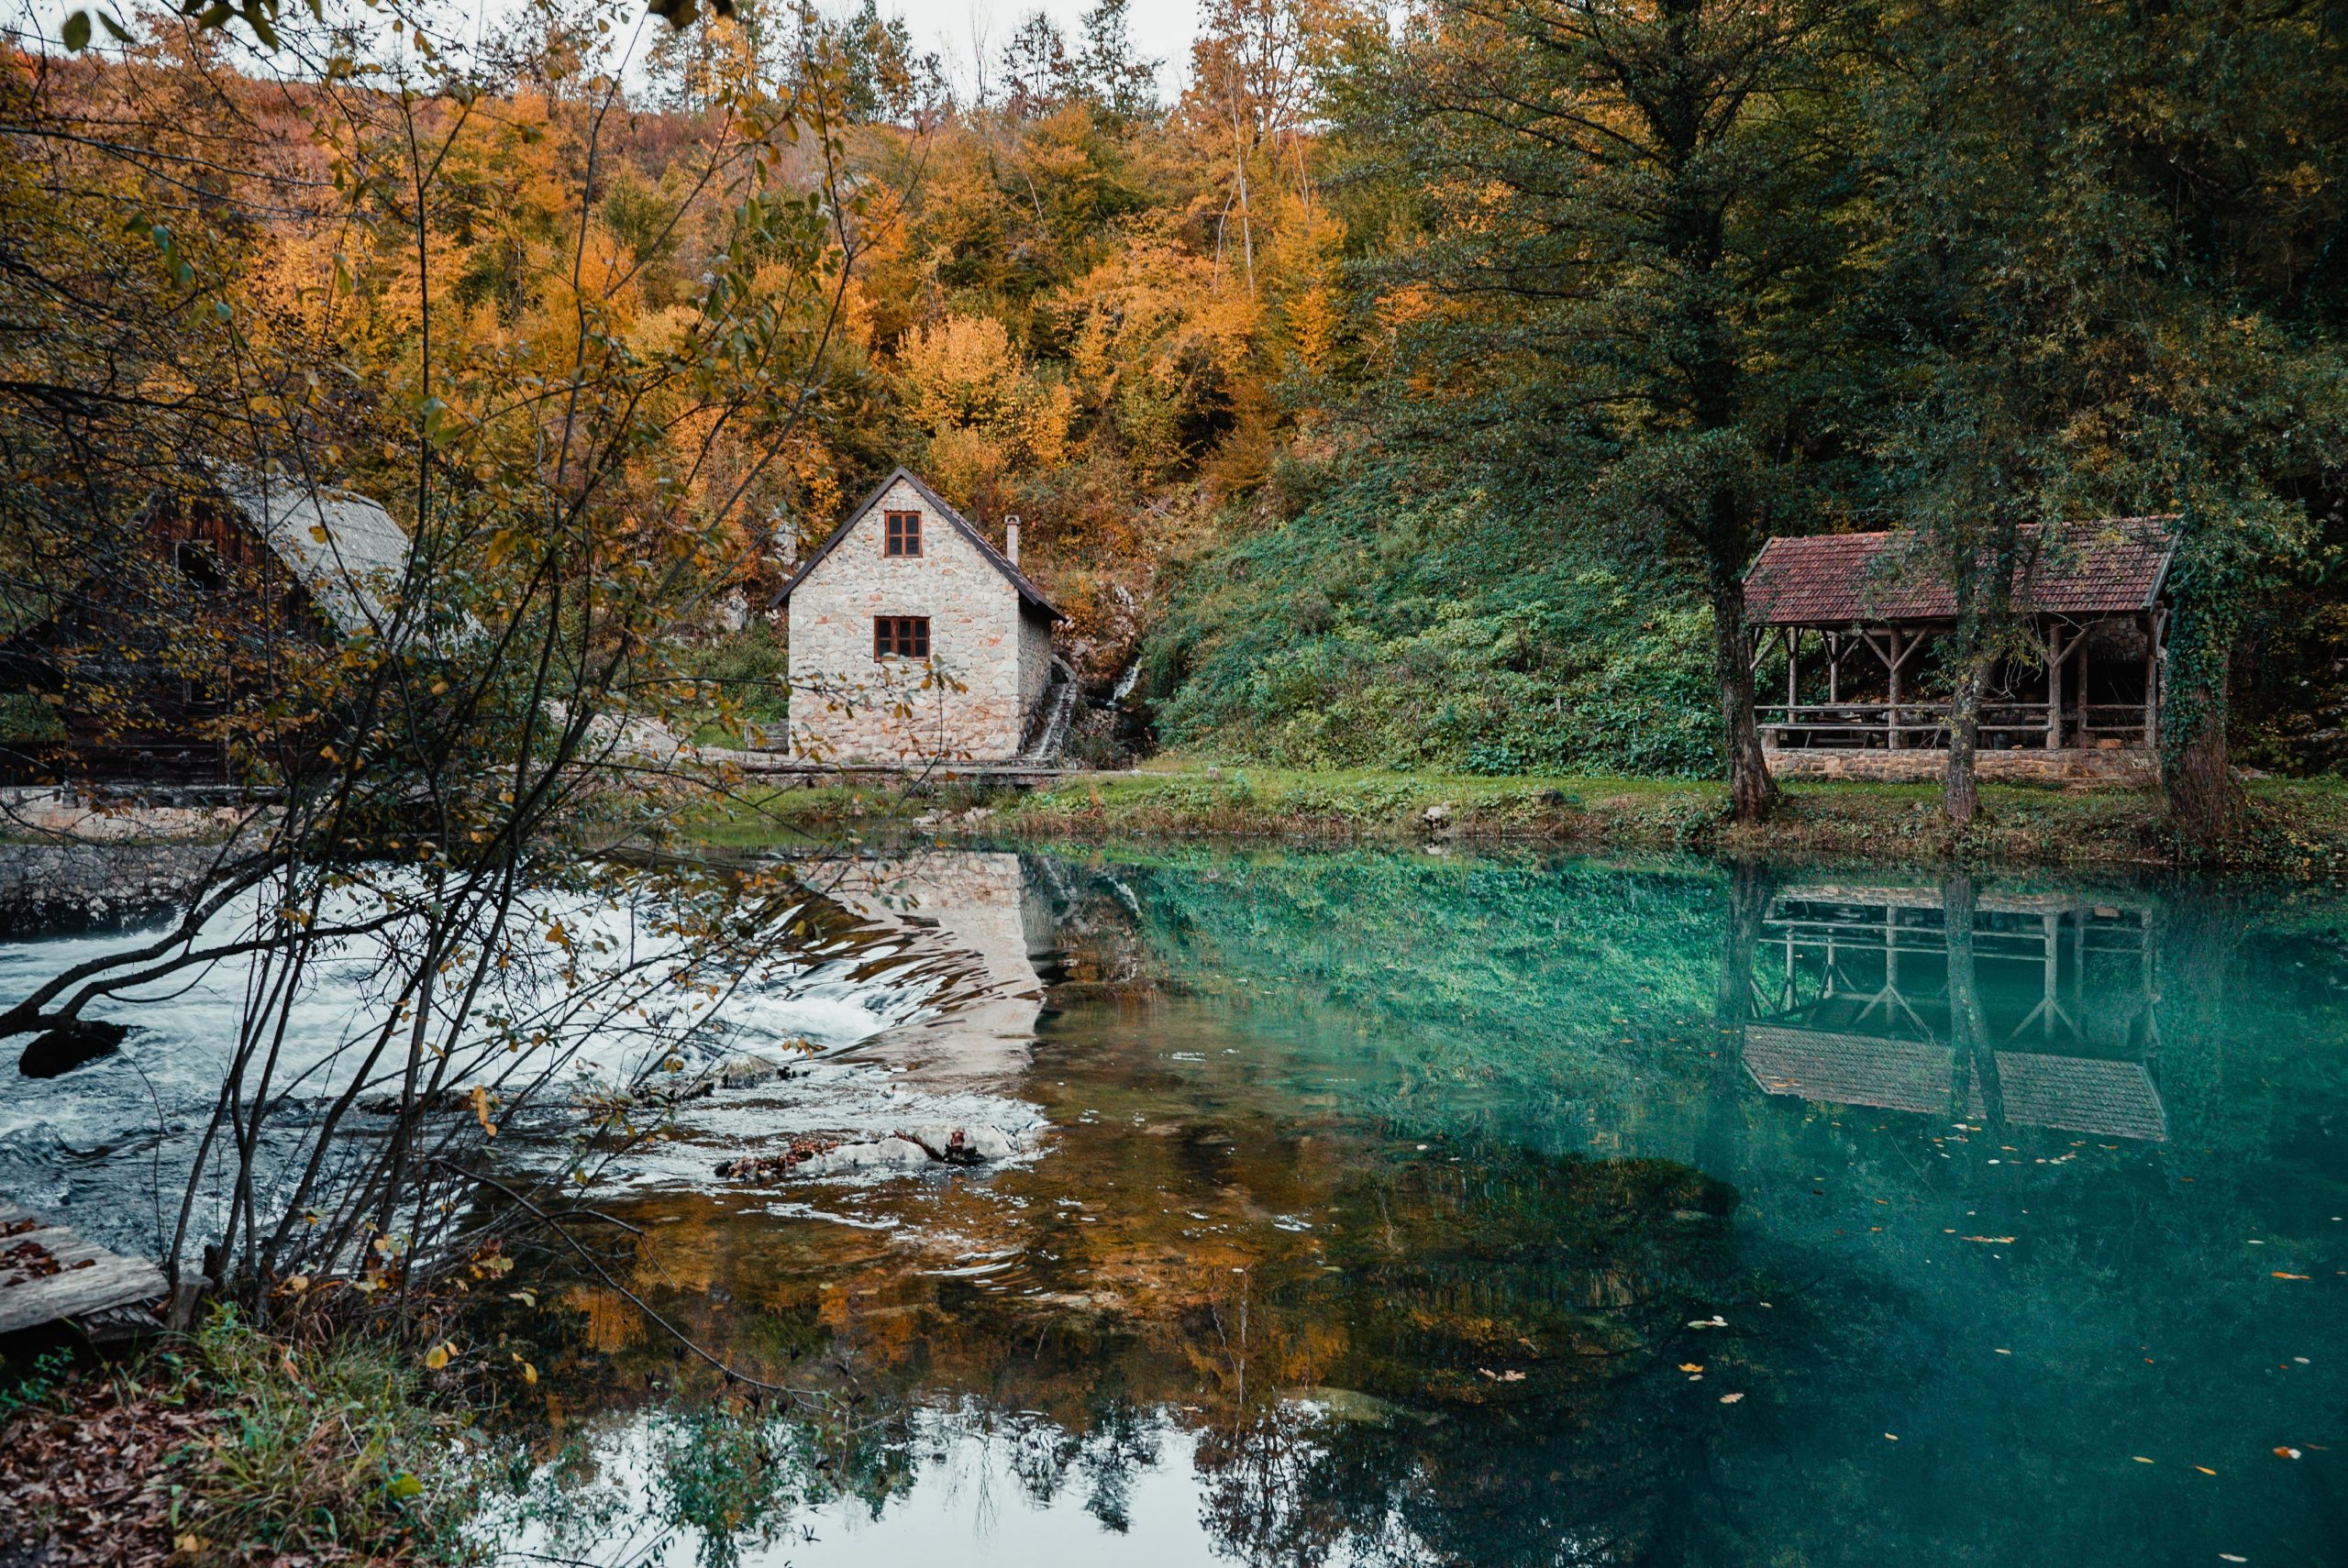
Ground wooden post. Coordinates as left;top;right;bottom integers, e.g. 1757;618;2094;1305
2045;625;2063;751
2078;631;2091;738
1888;630;1903;750
1786;627;1800;713
1827;633;1841;703
2143;609;2163;747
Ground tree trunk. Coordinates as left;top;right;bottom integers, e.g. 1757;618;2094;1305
2162;620;2243;849
2164;709;2242;848
1944;643;1988;827
1711;576;1778;823
1942;871;2004;1129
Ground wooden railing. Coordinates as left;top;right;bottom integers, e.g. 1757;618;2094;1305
1759;701;2151;750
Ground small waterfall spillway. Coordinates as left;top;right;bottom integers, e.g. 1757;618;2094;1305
1021;657;1084;764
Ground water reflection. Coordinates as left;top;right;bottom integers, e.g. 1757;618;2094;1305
476;848;2348;1568
1741;878;2166;1140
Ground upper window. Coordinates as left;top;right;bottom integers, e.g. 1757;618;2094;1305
884;509;922;557
874;615;931;659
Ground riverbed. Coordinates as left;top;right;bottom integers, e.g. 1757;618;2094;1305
6;844;2345;1564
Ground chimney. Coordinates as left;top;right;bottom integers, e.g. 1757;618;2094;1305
1004;515;1021;565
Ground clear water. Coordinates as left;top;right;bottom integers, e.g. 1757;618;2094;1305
468;847;2348;1567
8;845;2345;1563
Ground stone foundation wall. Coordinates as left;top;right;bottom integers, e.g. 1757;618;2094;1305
1764;745;2157;786
0;840;215;934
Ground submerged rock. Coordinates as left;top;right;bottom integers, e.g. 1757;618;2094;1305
716;1121;1034;1181
18;1021;128;1079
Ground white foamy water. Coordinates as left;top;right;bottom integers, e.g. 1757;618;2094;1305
0;867;1007;1256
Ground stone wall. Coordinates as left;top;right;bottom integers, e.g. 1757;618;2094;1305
787;477;1034;763
0;840;214;935
1764;745;2158;786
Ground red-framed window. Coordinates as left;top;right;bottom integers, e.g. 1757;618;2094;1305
884;509;922;557
873;615;930;659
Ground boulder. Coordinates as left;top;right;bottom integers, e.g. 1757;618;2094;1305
18;1020;127;1079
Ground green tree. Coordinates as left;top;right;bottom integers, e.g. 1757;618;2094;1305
1336;0;1867;822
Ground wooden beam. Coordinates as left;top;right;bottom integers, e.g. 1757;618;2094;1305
1888;630;1904;750
2046;625;2063;750
0;1201;167;1336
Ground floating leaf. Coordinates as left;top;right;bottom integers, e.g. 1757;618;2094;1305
2275;1446;2302;1460
1719;1392;1744;1404
1678;1363;1704;1373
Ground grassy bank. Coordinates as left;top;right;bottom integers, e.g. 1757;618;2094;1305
0;1308;480;1565
706;763;2348;874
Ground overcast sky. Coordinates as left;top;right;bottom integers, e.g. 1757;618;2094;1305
882;0;1204;98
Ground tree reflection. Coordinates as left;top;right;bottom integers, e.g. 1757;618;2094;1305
1190;1147;1754;1566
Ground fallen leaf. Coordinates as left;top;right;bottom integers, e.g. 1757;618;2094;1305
1961;1235;2018;1244
422;1342;453;1371
2274;1447;2302;1460
2195;1466;2217;1475
1679;1364;1704;1373
2271;1272;2309;1280
2132;1456;2154;1463
1719;1392;1744;1404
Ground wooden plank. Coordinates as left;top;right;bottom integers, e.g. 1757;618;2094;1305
0;1200;169;1335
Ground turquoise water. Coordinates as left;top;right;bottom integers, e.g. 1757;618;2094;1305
487;848;2348;1567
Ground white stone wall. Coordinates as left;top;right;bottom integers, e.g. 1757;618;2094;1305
786;478;1032;763
1017;605;1053;723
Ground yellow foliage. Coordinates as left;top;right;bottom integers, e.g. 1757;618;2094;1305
899;314;1074;470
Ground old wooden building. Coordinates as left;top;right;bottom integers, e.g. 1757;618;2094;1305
1741;517;2176;781
0;473;416;788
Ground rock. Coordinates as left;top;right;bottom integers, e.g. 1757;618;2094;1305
962;1124;1016;1162
18;1020;128;1078
1420;803;1455;832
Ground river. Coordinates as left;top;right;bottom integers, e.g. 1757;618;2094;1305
8;844;2346;1563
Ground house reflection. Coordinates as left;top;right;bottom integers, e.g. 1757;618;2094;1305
1738;879;2166;1141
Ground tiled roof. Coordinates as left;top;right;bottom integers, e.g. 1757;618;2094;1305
1743;1025;2167;1141
773;466;1065;622
1744;517;2177;626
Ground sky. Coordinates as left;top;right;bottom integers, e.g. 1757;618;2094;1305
11;0;1208;100
880;0;1205;99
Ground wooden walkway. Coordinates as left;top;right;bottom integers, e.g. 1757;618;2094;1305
0;1201;167;1336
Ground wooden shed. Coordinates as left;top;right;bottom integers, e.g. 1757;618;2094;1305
1741;518;2176;778
0;473;418;788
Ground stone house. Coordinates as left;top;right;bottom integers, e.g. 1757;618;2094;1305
773;469;1068;764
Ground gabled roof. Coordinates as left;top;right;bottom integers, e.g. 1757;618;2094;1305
771;467;1065;622
216;471;414;638
1744;516;2178;627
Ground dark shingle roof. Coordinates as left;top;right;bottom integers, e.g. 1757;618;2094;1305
772;467;1065;622
1744;517;2177;626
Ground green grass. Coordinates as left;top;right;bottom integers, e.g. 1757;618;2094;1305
689;759;2348;873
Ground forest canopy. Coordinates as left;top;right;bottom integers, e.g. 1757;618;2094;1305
6;0;2348;833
